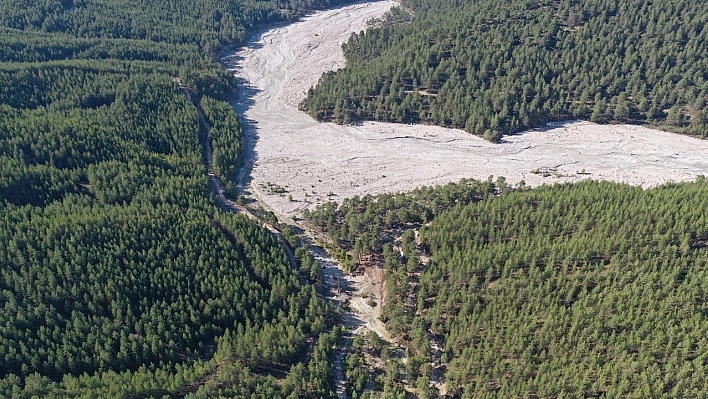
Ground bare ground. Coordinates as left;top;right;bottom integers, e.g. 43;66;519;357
307;235;390;398
222;3;708;395
223;0;708;221
308;236;391;341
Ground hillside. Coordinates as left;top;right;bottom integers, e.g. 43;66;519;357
0;0;346;396
301;0;708;141
307;178;708;397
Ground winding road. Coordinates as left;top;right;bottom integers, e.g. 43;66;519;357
178;84;299;272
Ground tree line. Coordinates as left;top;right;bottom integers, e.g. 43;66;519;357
0;0;352;395
301;0;708;141
308;177;708;397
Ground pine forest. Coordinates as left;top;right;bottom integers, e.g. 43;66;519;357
0;0;348;396
306;178;708;398
301;0;708;141
2;0;708;397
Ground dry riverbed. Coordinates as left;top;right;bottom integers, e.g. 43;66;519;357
222;5;708;396
224;0;708;221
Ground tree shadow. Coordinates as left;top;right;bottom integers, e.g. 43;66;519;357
497;119;581;144
221;47;262;198
219;0;392;200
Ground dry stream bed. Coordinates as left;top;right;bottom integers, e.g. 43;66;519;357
222;0;708;396
224;0;708;221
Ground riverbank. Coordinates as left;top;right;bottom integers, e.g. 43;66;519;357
223;0;708;220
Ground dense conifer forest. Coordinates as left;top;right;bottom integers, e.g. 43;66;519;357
301;0;708;141
5;0;708;396
0;0;348;396
306;178;708;397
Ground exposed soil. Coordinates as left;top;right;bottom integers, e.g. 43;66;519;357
223;1;708;221
305;234;391;340
221;2;708;396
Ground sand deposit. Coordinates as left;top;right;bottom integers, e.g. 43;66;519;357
224;0;708;219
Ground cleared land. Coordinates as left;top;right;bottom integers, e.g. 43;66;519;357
224;0;708;219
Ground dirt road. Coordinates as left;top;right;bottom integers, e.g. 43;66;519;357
179;84;299;273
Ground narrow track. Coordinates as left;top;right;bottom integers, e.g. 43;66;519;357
178;83;298;272
180;4;397;397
